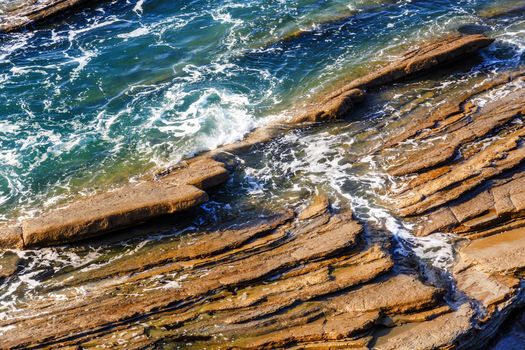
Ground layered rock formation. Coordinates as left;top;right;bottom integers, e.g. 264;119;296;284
378;68;525;349
0;158;228;248
0;34;494;249
4;32;524;349
0;197;457;349
291;34;494;123
0;0;105;33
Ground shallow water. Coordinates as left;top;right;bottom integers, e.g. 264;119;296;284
0;0;524;340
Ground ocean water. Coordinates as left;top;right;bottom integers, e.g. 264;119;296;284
0;0;524;339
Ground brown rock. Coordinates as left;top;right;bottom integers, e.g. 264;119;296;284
0;224;24;249
298;194;330;220
456;227;525;276
22;183;207;247
292;88;366;123
0;251;19;279
379;67;525;350
0;0;107;33
0;158;228;248
328;274;442;315
163;158;229;190
334;35;494;93
291;34;493;124
375;304;474;350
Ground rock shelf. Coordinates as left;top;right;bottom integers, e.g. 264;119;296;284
379;67;525;349
0;0;106;33
291;34;494;123
0;34;494;249
0;198;455;349
0;158;228;248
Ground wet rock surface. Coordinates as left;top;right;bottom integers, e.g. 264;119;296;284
379;64;525;349
0;34;493;249
0;0;105;32
0;158;228;248
0;251;19;279
291;34;493;124
0;197;452;349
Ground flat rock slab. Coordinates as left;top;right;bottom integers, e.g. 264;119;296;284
21;183;206;247
0;0;104;32
375;304;474;350
462;227;525;270
0;158;228;248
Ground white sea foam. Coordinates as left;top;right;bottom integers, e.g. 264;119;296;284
133;0;145;15
117;26;150;39
243;127;457;271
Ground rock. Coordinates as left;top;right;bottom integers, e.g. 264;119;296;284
456;227;525;276
298;194;330;220
0;225;23;249
291;88;366;123
163;158;229;190
0;0;107;33
62;211;295;285
328;274;442;315
340;34;494;91
375;304;475;350
383;72;525;218
0;251;19;279
0;158;228;248
291;34;494;124
381;67;525;349
479;3;525;19
0;202;452;349
21;183;207;247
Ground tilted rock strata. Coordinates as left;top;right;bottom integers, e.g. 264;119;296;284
0;34;494;249
382;70;525;222
0;0;106;33
0;199;458;349
0;158;228;248
381;70;525;349
0;34;509;349
291;34;494;123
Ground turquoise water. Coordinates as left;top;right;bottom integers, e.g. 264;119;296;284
0;0;523;221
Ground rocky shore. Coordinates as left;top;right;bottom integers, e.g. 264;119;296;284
1;31;525;349
0;0;106;32
0;33;495;249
